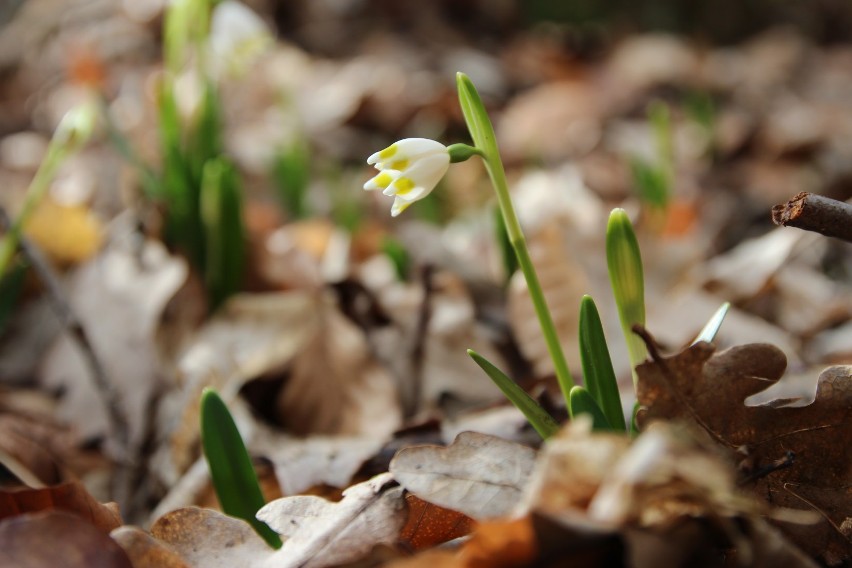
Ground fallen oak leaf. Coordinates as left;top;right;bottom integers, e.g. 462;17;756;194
0;481;122;533
390;431;537;520
257;472;407;568
635;337;852;565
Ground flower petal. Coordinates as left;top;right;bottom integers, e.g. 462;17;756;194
363;170;399;191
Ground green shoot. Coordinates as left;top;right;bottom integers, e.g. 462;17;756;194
0;262;28;334
630;100;674;210
692;302;730;345
457;72;575;403
381;236;410;281
201;158;245;310
272;139;311;220
200;388;282;548
493;204;518;284
606;208;647;386
578;295;626;431
568;386;611;432
467;350;560;440
0;102;97;277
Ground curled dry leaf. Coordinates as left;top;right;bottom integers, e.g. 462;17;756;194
636;341;852;565
257;472;407;568
390;431;536;520
0;481;122;533
0;510;132;568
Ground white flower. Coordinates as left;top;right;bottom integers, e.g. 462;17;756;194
364;138;450;217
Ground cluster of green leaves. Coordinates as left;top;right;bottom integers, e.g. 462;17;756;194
154;0;244;310
455;74;728;436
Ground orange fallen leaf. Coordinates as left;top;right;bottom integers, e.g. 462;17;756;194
400;493;475;551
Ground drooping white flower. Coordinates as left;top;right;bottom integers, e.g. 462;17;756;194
364;138;450;217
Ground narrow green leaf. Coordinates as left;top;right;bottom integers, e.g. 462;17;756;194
606;208;647;383
568;386;612;432
188;82;223;183
456;73;497;156
380;236;410;281
272;139;311;220
0;261;28;334
692;302;730;345
201;158;245;310
630;158;669;208
578;295;626;431
200;388;282;548
468;349;560;440
493;204;517;284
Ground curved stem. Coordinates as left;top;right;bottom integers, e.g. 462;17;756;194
456;72;575;399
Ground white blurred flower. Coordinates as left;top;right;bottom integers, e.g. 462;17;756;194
209;0;272;78
363;138;450;217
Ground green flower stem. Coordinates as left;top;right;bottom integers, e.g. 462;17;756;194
0;103;96;276
456;72;575;398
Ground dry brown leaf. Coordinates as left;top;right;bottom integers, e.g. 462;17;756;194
636;341;852;565
150;506;273;568
40;233;187;451
0;481;122;533
275;291;400;437
257;473;407;568
110;526;191;568
0;510;132;568
399;494;474;551
390;431;536;520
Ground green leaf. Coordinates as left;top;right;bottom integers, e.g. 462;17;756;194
456;73;498;157
468;349;560;440
0;261;27;334
578;295;626;431
201;158;245;310
200;388;282;548
630;158;669;208
692;302;730;345
188;82;223;183
606;208;647;383
380;236;410;281
272;139;311;220
568;386;612;432
493;204;517;284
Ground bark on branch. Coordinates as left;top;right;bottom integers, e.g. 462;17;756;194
771;192;852;244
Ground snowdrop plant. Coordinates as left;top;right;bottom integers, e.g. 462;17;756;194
0;101;97;277
364;74;728;437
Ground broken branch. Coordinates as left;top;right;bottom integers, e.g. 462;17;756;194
771;192;852;243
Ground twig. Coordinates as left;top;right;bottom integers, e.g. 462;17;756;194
407;264;435;418
0;208;132;492
771;192;852;243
